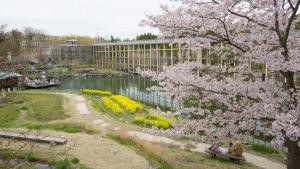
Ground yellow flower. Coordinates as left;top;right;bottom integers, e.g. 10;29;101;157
82;89;112;96
101;97;123;113
111;95;144;113
133;113;174;129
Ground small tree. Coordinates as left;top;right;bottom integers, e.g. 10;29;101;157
0;25;9;63
136;33;158;40
139;0;300;168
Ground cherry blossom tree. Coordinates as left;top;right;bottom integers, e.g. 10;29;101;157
138;0;300;168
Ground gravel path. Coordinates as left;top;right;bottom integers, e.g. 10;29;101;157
68;94;286;169
61;95;150;169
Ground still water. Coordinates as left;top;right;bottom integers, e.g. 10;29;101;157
49;76;173;109
48;76;288;151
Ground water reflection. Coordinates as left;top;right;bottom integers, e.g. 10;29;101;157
49;76;173;109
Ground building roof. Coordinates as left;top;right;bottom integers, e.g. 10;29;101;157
0;72;23;80
92;39;175;47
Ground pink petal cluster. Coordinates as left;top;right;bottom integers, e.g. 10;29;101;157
139;0;300;147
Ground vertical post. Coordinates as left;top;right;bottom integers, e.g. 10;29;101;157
99;46;102;67
208;42;211;65
132;45;135;72
156;44;159;73
179;44;182;63
112;46;114;69
98;46;101;67
187;46;190;62
143;44;146;70
265;63;268;81
249;58;252;72
94;46;97;65
123;45;126;70
171;44;174;66
99;46;101;67
92;46;95;65
163;44;166;66
104;46;107;68
115;45;118;69
127;45;130;71
197;48;202;76
149;44;152;70
233;59;236;79
118;45;122;70
138;45;141;68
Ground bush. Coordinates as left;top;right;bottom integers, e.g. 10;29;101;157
71;158;80;164
55;159;71;169
250;144;279;154
82;89;112;96
133;113;173;129
26;153;40;162
111;95;144;113
101;97;124;113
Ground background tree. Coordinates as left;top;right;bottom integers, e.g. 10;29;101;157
136;33;158;40
0;25;9;63
8;29;24;61
139;0;300;168
109;35;121;42
23;27;45;40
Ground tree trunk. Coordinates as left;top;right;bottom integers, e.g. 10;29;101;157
287;140;300;169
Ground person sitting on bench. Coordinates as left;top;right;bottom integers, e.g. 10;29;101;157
218;142;233;154
209;136;220;152
228;139;243;157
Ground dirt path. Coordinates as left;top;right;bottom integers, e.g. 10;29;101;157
64;93;286;169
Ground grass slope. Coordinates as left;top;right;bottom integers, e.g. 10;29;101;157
108;134;257;169
0;92;92;134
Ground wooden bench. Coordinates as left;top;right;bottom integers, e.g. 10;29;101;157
0;132;67;145
205;149;246;163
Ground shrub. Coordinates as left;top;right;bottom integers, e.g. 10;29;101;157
133;116;146;125
111;95;144;113
26;153;40;162
133;113;173;129
148;113;167;121
55;159;71;169
82;89;112;96
250;144;279;154
71;158;80;164
101;97;124;113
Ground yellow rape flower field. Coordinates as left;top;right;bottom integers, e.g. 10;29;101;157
111;95;144;113
82;88;112;96
83;89;174;129
101;97;124;114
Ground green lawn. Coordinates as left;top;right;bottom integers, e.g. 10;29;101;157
108;134;258;169
0;92;97;134
0;104;19;127
0;149;88;169
25;123;95;134
0;92;67;128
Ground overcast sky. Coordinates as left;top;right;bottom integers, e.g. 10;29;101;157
0;0;176;39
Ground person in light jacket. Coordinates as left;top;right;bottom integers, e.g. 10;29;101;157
228;139;243;157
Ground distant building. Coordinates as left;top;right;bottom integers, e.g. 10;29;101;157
18;35;54;64
53;39;90;65
0;72;24;90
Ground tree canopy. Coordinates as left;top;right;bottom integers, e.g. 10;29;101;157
139;1;300;168
136;33;158;40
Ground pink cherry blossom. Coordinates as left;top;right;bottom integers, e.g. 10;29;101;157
139;0;300;167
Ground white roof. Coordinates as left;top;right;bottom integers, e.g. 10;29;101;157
0;72;23;80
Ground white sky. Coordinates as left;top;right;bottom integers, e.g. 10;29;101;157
0;0;176;39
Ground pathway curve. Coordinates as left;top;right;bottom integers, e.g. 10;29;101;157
66;93;286;169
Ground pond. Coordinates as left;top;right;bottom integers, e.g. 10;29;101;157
48;76;173;109
45;76;288;151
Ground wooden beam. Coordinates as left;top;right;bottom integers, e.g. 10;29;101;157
0;132;67;144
